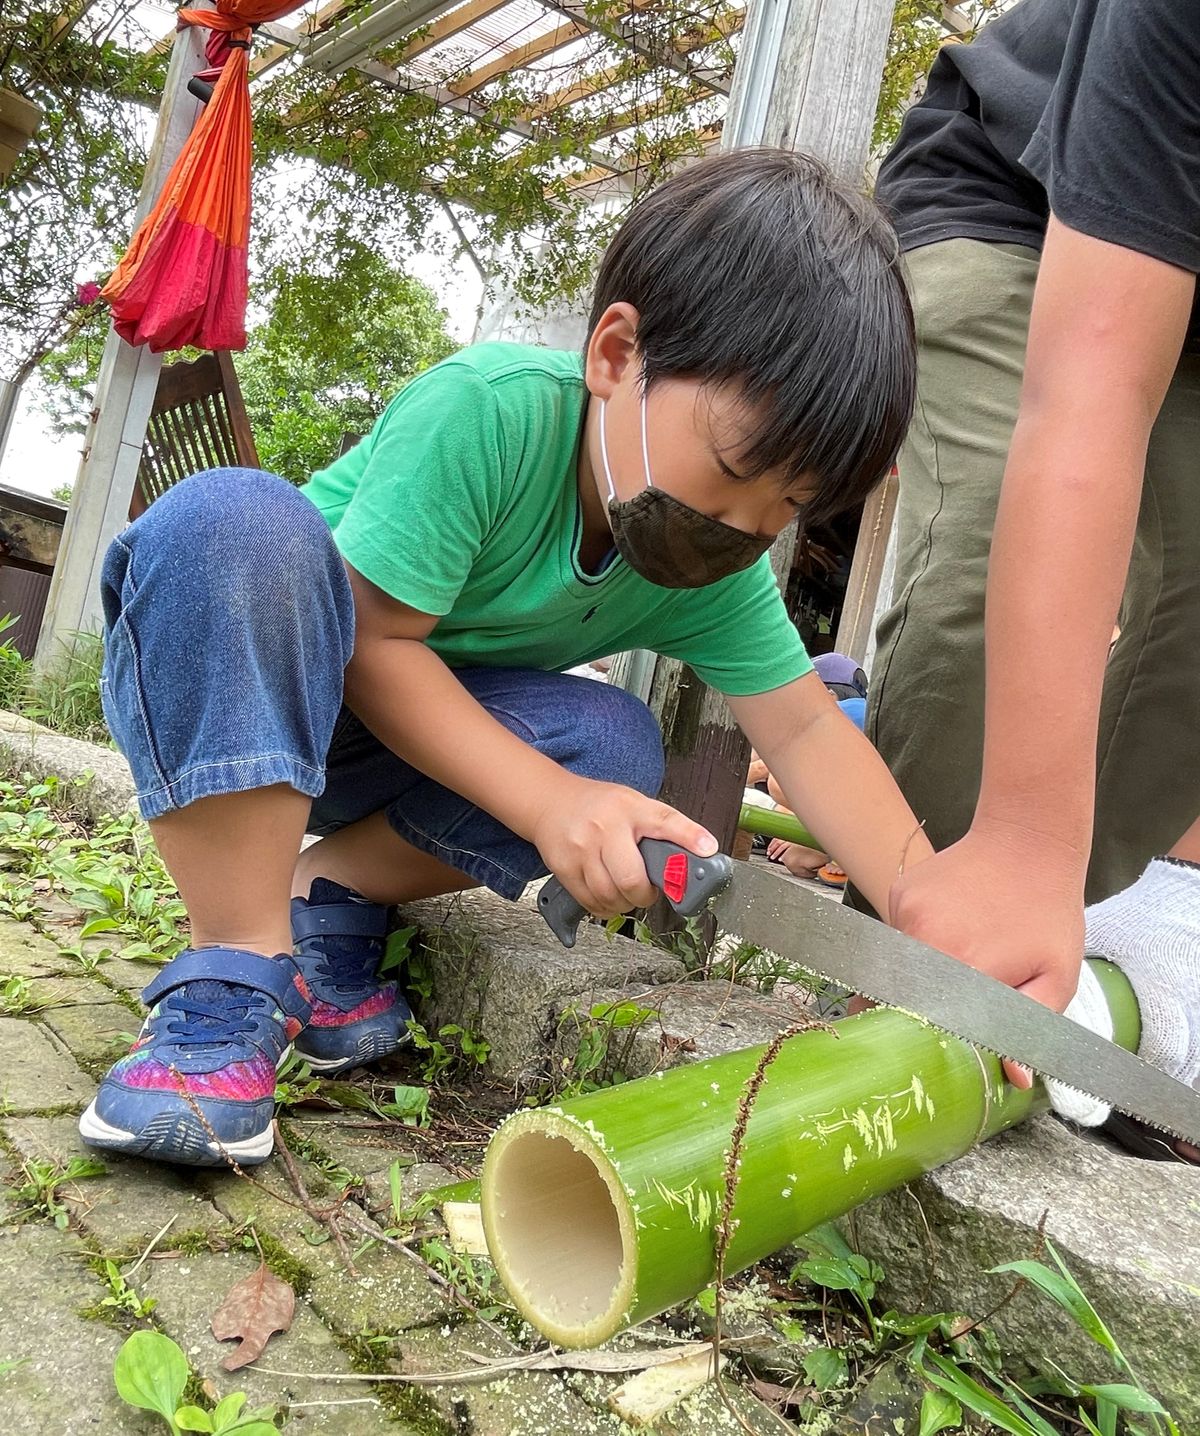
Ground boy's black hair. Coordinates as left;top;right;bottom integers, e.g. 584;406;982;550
588;148;916;526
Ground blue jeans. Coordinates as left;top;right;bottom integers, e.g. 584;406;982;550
99;468;665;900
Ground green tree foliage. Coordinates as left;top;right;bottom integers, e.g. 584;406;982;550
37;248;457;485
0;1;165;381
234;247;457;482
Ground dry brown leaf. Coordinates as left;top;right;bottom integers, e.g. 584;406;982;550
748;1376;813;1411
211;1261;295;1371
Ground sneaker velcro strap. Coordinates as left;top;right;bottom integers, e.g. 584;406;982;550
142;949;302;1010
291;902;389;943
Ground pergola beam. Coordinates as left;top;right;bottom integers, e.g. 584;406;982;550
540;0;732;96
251;0;358;78
399;0;512;62
585;80;710;137
519;5;742;121
448;17;589;96
303;0;463;72
258;17;625;172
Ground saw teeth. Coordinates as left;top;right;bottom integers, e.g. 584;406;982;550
798;971;1195;1146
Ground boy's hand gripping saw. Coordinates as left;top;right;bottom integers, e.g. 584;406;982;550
537;838;733;948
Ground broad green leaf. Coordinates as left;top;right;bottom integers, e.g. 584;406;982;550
211;1392;247;1427
802;1347;849;1390
80;916;121;937
113;1330;190;1422
379;1084;430;1125
175;1406;215;1431
223;1422;279;1435
798;1256;860;1292
1079;1384;1166;1415
798;1222;855;1261
919;1353;1037;1436
919;1389;962;1436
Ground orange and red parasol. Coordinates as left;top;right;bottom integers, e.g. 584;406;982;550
102;1;305;353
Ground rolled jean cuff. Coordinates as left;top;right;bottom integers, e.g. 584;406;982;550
384;808;541;901
134;753;328;822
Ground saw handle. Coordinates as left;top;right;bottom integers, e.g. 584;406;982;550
537;838;733;948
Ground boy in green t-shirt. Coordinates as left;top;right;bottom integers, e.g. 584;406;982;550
81;149;931;1168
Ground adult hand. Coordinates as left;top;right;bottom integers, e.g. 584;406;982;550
887;821;1087;1087
532;776;717;918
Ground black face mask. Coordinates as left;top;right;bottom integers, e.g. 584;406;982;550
599;395;774;590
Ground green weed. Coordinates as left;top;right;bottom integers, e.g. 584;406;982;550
10;1154;106;1227
782;1224;1178;1435
114;1330;281;1434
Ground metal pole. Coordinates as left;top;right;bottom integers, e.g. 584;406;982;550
34;13;209;669
0;379;19;471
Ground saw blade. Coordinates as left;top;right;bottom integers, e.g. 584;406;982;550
711;861;1200;1145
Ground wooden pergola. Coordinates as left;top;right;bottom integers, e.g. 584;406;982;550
36;0;983;840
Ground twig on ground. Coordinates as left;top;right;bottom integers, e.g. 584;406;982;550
124;1214;178;1280
273;1119;360;1277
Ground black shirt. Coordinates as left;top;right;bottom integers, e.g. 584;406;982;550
876;0;1200;342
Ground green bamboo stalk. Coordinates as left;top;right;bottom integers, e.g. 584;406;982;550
737;802;821;851
481;960;1138;1349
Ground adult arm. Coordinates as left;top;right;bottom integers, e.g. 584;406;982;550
889;216;1194;1015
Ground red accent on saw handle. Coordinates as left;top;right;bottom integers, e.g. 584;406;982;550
537;839;734;948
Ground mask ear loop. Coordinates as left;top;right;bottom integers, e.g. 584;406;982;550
597;399;617;503
639;377;653;490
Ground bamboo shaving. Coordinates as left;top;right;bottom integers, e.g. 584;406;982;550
607;1348;726;1427
443;1201;489;1257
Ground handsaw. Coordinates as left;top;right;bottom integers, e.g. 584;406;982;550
537;841;1200;1145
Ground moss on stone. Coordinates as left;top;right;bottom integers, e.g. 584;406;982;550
250;1228;314;1299
336;1331;455;1434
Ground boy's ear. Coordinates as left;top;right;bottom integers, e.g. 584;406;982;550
585;302;641;399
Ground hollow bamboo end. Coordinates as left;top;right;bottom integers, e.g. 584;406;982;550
481;1110;637;1348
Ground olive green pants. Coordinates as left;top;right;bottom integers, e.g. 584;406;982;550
866;238;1200;905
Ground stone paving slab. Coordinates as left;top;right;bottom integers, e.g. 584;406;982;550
4;1114;230;1251
137;1249;412;1434
40;999;136;1070
197;1156;455;1334
387;1322;611;1436
0;1224;135;1435
0;1018;97;1113
0;920;75;978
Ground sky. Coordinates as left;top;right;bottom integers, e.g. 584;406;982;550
0;0;489;500
0;235;485;501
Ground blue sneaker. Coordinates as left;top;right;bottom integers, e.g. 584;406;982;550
79;949;311;1167
290;879;413;1075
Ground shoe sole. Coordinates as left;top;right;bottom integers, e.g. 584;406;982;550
294;1025;410;1076
78;1045;293;1168
78;1103;275;1166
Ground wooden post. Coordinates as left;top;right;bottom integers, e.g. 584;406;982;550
34;15;209;669
834;467;899;665
637;0;896;893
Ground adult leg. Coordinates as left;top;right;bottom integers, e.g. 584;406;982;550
850;239;1039;911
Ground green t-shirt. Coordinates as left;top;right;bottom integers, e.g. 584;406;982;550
301;343;812;697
